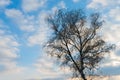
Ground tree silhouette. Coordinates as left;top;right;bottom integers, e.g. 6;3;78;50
45;9;114;80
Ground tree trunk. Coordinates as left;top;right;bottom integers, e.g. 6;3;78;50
80;57;87;80
81;70;87;80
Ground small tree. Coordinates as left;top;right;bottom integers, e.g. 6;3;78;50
45;9;114;80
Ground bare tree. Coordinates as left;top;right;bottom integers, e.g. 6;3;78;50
45;9;114;80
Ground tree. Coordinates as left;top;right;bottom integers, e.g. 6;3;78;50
45;9;114;80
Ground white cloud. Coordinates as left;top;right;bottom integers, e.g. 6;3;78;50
87;0;120;9
5;9;36;32
101;21;120;68
51;1;66;14
0;21;24;75
28;29;48;46
58;1;66;9
5;9;23;18
27;1;66;46
22;0;47;12
108;7;120;22
0;0;11;7
72;0;80;3
34;55;60;78
103;23;120;43
27;11;52;46
86;0;120;69
101;52;120;67
0;30;19;60
87;0;108;8
0;60;24;74
34;52;70;79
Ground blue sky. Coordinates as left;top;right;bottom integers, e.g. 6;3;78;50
0;0;120;80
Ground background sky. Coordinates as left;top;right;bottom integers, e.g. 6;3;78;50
0;0;120;80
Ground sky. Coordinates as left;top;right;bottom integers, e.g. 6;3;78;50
0;0;120;80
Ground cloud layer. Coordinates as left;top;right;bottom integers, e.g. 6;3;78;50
0;0;120;80
0;20;24;75
22;0;47;12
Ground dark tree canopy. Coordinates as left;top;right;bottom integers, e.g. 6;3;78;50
45;9;114;80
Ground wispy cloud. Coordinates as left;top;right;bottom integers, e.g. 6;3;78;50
5;9;37;32
0;20;24;75
58;1;66;9
86;0;120;70
34;52;70;80
0;0;120;79
22;0;47;12
87;0;108;9
52;1;66;12
0;0;11;7
27;11;52;46
27;1;66;46
108;7;120;22
87;0;120;9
